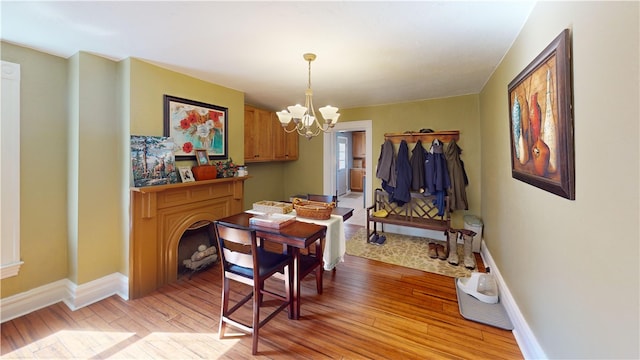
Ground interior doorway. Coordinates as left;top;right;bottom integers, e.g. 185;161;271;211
336;135;349;196
323;120;373;227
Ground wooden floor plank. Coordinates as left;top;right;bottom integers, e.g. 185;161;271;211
0;224;522;359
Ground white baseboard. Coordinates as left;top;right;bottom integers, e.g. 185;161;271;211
0;272;128;323
480;242;547;359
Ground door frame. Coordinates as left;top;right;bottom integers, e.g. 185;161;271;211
336;135;349;196
323;120;373;208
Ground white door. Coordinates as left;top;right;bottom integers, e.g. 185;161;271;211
336;135;348;196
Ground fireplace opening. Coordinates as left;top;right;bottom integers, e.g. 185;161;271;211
178;220;219;278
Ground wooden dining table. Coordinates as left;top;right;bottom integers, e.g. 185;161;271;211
215;212;327;320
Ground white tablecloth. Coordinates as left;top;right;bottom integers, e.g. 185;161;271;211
293;213;346;270
245;210;346;270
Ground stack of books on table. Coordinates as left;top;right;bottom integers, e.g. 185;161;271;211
249;213;296;229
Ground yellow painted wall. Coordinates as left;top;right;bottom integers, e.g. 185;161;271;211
479;2;638;358
74;52;122;284
0;43;69;296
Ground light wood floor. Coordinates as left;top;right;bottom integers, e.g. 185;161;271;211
1;224;522;359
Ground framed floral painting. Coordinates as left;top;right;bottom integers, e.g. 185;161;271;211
163;95;228;160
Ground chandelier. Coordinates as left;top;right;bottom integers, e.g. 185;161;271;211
275;53;340;139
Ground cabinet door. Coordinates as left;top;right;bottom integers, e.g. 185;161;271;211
244;106;273;162
352;131;366;158
350;168;364;192
272;116;287;160
274;120;299;161
284;124;299;160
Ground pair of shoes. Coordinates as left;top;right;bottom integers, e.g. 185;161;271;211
370;233;386;245
436;244;448;260
369;233;379;244
428;243;438;258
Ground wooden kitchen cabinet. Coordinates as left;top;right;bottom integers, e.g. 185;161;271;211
352;131;366;158
245;104;298;163
350;168;365;192
244;105;273;162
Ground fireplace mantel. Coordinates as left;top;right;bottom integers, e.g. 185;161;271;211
129;176;248;299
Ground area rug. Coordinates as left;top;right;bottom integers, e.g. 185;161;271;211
346;228;472;278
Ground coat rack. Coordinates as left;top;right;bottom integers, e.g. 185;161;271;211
383;130;459;144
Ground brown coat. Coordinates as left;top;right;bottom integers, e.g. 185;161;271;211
444;140;469;211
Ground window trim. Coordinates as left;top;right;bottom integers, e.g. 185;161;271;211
1;60;23;279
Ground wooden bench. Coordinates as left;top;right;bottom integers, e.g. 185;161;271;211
366;188;450;243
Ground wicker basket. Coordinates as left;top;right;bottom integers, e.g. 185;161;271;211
292;198;335;220
253;201;293;214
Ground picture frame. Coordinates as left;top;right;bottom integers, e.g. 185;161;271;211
163;95;228;160
130;135;178;187
195;149;209;166
177;166;195;183
507;29;575;200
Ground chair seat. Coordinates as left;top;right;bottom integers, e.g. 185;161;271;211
227;248;290;279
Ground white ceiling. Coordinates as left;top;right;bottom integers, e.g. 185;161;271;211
1;1;535;111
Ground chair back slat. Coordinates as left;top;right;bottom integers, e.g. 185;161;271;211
215;222;258;271
222;248;254;269
217;225;252;245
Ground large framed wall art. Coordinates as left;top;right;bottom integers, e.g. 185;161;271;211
163;95;228;160
507;28;575;200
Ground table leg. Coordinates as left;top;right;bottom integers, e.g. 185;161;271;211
289;246;301;320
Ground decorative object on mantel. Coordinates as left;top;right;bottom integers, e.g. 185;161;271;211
194;149;209;166
130;135;178;187
212;158;238;178
178;166;195;182
275;53;341;140
163;94;228;160
191;165;217;181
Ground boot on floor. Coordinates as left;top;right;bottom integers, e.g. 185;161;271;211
446;229;459;265
459;229;477;269
428;242;438;259
436;243;448;260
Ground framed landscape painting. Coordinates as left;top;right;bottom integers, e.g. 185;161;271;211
130;135;178;187
163;95;228;160
507;29;575;200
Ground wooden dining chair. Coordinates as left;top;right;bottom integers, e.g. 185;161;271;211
214;221;293;355
307;193;338;205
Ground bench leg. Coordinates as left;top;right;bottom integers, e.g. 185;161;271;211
366;220;379;243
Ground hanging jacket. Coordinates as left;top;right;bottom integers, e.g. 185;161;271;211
376;139;397;188
409;140;426;192
391;140;412;206
444;139;469;211
424;139;450;216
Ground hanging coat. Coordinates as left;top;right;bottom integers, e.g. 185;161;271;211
376;139;397;188
391;140;412;206
424;139;450;216
409;140;426;192
444;139;469;211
